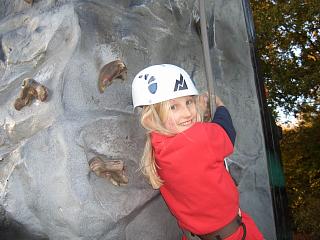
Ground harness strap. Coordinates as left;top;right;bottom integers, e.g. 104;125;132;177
240;222;247;240
182;215;245;240
199;215;242;240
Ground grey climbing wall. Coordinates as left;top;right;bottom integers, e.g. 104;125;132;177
0;0;276;239
210;1;277;239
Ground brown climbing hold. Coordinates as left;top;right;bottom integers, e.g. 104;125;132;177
98;60;127;93
89;156;128;186
14;78;48;111
24;0;33;4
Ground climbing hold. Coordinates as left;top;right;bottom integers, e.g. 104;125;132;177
98;60;127;93
24;0;33;4
89;156;128;186
14;78;48;111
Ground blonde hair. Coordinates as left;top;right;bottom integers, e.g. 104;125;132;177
139;96;204;189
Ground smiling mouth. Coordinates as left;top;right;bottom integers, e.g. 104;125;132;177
179;120;193;126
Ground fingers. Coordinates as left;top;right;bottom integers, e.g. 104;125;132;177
215;96;224;107
199;92;224;107
198;93;209;112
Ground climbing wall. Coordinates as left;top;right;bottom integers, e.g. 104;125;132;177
0;0;276;239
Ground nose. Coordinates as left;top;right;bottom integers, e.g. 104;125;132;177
181;105;192;118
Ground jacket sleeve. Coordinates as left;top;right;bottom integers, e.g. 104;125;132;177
212;106;236;146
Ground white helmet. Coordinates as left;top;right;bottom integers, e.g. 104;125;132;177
132;64;199;108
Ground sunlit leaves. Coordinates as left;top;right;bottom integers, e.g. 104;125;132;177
250;0;320;115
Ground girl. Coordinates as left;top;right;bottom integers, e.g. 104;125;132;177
132;64;264;240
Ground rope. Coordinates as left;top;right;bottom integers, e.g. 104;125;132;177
199;0;216;116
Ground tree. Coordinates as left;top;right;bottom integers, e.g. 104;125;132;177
249;0;320;238
280;111;320;238
250;0;319;117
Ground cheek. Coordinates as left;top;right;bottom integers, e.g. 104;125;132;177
190;106;197;116
164;115;177;130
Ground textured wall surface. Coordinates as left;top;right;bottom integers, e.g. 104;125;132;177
0;0;276;239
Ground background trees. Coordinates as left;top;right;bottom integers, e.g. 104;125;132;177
281;113;320;238
249;0;319;238
250;0;319;115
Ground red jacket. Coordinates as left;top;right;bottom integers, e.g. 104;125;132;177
151;122;264;239
152;122;238;234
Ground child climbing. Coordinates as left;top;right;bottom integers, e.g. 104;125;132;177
131;64;264;240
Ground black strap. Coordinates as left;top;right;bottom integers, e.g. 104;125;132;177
212;222;246;240
241;222;247;240
183;215;246;240
198;215;242;240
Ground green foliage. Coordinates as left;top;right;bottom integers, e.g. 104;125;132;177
249;1;320;238
280;112;320;238
250;0;320;115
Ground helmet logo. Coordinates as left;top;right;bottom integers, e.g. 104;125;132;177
174;74;188;91
139;74;157;94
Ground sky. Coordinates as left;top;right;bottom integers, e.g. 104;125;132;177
277;107;298;128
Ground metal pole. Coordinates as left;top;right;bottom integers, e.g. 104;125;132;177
199;0;216;117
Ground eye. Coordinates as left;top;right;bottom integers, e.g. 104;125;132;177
170;104;176;110
186;99;194;105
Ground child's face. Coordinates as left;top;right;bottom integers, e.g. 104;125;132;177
164;96;197;133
